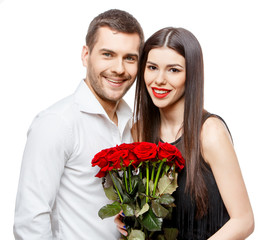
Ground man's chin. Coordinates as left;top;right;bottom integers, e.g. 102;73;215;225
104;89;129;102
105;95;124;103
100;93;124;104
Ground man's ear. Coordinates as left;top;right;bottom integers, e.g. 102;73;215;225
81;45;89;67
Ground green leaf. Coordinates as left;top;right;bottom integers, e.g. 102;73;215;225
135;202;149;217
156;235;166;240
151;201;169;218
137;177;146;193
157;173;178;195
111;172;125;195
122;204;134;216
122;192;133;204
157;194;175;205
163;165;170;175
142;177;147;186
128;229;145;240
111;172;132;204
149;180;154;194
164;228;179;240
129;175;139;194
104;185;118;201
130;175;145;195
98;201;121;219
141;208;162;231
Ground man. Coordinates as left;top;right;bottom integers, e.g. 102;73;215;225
14;9;144;239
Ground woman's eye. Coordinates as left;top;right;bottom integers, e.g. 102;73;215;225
147;65;157;70
169;68;180;73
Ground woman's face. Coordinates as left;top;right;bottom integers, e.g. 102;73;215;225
144;47;186;109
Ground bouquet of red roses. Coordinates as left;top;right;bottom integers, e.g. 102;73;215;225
91;141;185;240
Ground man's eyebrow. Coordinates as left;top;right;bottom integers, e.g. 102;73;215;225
99;48;116;54
99;48;138;59
126;53;139;59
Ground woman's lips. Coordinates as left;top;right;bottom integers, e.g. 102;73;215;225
152;87;171;98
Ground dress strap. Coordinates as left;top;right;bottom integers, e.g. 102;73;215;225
202;111;233;142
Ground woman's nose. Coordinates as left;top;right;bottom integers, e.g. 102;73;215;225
154;71;166;85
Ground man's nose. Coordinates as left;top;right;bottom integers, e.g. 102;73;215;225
111;58;125;75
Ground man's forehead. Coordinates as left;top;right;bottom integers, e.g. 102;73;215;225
94;27;140;53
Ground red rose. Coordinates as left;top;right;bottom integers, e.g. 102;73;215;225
133;142;157;161
92;147;115;178
95;163;114;178
117;142;140;151
95;170;107;178
174;150;185;171
157;142;185;171
92;148;112;167
157;142;179;162
116;143;139;166
108;149;130;169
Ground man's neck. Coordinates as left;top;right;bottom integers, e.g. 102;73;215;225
102;100;119;126
85;80;119;125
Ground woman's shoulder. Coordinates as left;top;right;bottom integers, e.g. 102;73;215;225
201;114;231;143
203;114;227;132
201;113;233;164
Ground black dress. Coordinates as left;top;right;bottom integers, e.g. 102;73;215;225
169;114;230;239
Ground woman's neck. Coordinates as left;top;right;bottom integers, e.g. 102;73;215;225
159;99;185;143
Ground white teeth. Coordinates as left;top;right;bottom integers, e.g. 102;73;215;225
109;80;121;83
154;89;169;94
107;79;123;84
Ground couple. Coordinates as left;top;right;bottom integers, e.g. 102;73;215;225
13;9;254;240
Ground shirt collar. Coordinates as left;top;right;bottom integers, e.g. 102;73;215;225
73;80;133;121
74;80;106;115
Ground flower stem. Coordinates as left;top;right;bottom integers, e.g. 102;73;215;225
128;166;132;193
109;171;123;203
146;162;149;203
152;161;164;197
149;232;155;238
151;162;156;182
124;169;129;193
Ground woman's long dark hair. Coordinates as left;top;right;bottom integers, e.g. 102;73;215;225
134;27;208;218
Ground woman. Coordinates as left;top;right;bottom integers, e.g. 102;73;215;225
115;27;254;239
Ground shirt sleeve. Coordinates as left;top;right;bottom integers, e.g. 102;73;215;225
13;112;72;240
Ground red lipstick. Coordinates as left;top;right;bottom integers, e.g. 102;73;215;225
151;87;171;98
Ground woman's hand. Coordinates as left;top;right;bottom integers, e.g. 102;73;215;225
114;211;128;237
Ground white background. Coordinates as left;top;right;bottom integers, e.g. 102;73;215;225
0;0;270;239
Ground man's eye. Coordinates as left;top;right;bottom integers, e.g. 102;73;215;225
126;56;136;62
103;53;112;57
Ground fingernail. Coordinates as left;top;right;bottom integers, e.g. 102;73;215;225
123;225;126;229
121;212;125;217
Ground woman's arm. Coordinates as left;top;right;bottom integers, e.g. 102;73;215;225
201;117;254;240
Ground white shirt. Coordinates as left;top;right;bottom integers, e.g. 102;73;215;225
14;80;133;240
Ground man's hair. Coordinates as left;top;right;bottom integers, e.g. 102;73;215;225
85;9;144;53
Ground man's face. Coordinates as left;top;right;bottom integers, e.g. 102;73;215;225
82;26;140;105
